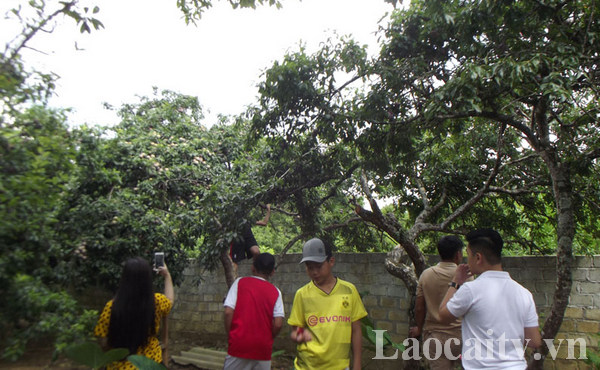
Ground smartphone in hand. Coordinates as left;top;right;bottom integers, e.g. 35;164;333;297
154;252;165;269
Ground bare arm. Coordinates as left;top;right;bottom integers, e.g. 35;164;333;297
272;317;283;338
351;320;362;370
524;327;542;349
255;204;271;226
409;295;426;337
158;264;174;303
439;264;471;324
224;307;234;334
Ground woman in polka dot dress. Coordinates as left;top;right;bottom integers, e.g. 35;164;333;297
94;257;174;369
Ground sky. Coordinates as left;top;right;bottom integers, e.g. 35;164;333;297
3;0;395;127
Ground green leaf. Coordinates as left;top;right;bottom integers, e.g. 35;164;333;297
364;324;379;345
271;349;285;358
127;354;167;370
64;342;128;369
90;18;104;30
443;13;454;24
393;342;406;351
79;22;91;34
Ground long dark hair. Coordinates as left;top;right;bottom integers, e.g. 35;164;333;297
107;257;156;355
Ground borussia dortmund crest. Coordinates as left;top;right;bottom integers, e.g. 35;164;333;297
342;296;349;308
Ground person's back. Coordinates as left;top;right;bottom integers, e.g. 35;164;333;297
230;224;258;262
224;252;284;369
94;257;174;369
419;262;461;332
227;276;281;359
230;205;271;264
411;235;466;370
439;228;541;370
453;271;538;368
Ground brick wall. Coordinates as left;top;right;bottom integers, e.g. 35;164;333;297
170;254;600;369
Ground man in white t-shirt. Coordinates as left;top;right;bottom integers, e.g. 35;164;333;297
439;229;542;369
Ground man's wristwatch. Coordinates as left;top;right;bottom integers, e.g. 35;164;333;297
448;281;460;289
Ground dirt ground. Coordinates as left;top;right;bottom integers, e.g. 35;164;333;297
0;334;295;370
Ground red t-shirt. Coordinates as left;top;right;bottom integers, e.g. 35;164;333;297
225;277;282;360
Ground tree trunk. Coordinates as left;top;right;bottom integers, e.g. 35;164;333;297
354;182;430;370
527;98;575;368
385;246;418;295
354;204;428;275
385;246;421;370
220;249;237;288
528;161;574;369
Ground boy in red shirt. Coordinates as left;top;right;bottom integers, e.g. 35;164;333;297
223;252;284;369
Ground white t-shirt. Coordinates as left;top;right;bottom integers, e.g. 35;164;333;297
224;276;285;318
447;271;539;370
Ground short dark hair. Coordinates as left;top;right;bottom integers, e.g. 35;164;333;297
437;235;464;260
253;253;276;275
466;228;503;265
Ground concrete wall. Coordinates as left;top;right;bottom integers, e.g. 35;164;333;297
170;254;600;369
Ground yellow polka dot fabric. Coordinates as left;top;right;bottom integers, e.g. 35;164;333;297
94;293;173;369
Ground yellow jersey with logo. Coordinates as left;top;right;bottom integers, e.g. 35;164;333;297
288;278;368;370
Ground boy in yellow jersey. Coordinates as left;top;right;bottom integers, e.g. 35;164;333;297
288;238;368;370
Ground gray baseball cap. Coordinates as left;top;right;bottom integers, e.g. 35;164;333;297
300;238;328;264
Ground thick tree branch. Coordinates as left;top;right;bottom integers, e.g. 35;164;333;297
359;169;384;220
269;205;298;217
220;249;236;288
331;74;363;98
488;185;545;196
500;153;540;168
319;165;359;204
275;216;364;265
277;232;311;264
322;216;364;232
385;246;418;295
353;200;428;276
415;177;429;209
413;181;447;230
413;124;506;235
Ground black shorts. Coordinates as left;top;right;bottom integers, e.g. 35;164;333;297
229;225;258;263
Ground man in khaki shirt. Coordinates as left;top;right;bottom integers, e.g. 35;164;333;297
409;235;470;370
